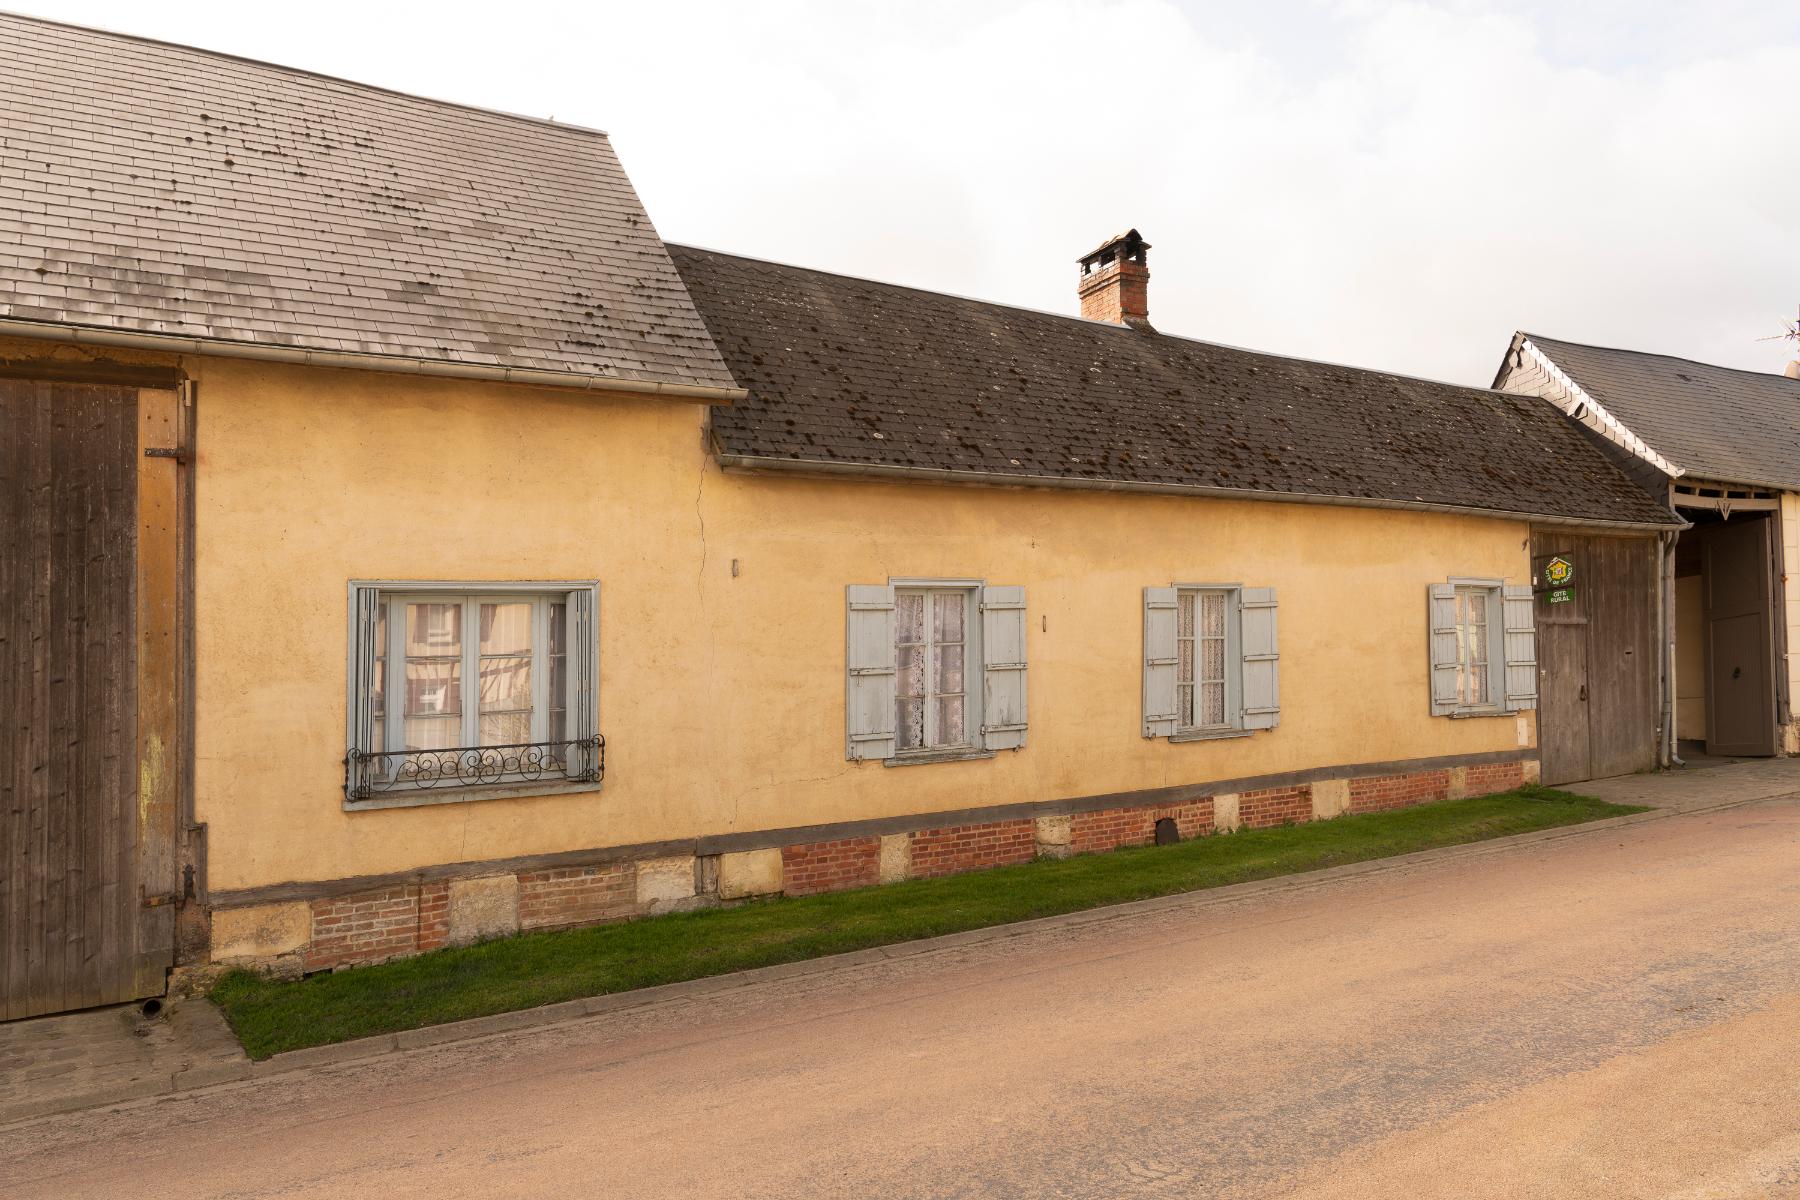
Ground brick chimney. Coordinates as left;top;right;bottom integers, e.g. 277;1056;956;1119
1078;229;1151;328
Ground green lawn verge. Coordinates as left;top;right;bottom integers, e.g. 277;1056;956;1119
212;786;1643;1058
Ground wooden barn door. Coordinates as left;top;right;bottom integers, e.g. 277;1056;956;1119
2;379;180;1020
1703;516;1778;757
1531;532;1659;785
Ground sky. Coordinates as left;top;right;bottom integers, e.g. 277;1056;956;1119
18;0;1800;386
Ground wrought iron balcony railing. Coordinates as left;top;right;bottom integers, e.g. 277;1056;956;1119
345;735;604;801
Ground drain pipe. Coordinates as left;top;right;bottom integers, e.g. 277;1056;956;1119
1661;528;1685;767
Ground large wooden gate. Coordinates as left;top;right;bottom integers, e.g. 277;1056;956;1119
1531;531;1659;786
2;378;180;1020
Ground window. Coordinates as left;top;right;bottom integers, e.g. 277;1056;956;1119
1176;588;1234;731
347;582;599;805
1143;585;1279;739
1453;585;1493;707
1428;580;1536;716
846;582;1028;762
895;588;975;753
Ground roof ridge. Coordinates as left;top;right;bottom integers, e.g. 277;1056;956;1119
670;242;1537;403
1525;331;1800;387
0;8;606;138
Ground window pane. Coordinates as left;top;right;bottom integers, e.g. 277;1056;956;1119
1201;681;1226;727
480;712;532;746
898;644;926;701
1178;683;1194;728
480;654;532;713
1469;665;1489;705
1177;592;1195;638
933;592;964;643
896;592;925;644
403;714;461;753
935;643;964;695
406;602;461;655
897;698;925;752
404;659;461;717
936;695;965;746
1202;637;1225;684
479;602;533;655
1201;593;1226;637
548;600;568;744
1178;636;1194;686
370;603;386;755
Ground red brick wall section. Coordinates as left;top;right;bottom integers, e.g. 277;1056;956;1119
782;837;880;896
416;881;450;953
909;819;1037;879
306;884;425;971
1071;800;1214;854
1350;770;1451;815
518;864;635;932
1465;760;1526;796
1239;785;1313;829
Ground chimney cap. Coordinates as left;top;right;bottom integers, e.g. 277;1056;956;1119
1078;228;1150;268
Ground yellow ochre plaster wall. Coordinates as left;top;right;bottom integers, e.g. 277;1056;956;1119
185;357;1537;891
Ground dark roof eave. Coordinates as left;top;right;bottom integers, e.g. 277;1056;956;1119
0;318;747;403
714;451;1687;532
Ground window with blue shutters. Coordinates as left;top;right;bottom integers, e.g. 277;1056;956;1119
847;580;1027;762
1428;579;1535;716
1144;584;1278;739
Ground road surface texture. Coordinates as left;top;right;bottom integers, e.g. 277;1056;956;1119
5;796;1799;1199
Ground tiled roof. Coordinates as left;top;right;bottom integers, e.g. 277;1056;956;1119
0;14;737;393
670;245;1680;527
1523;334;1800;491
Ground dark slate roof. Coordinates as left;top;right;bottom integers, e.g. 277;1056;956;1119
1523;334;1800;491
0;14;737;392
669;246;1680;526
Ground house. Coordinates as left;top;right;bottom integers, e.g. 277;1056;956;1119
1;14;1678;1020
1495;333;1800;761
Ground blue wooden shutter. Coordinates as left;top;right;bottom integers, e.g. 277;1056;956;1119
1502;584;1537;711
980;585;1028;750
1428;583;1459;715
346;585;382;799
846;584;897;760
1143;587;1178;737
571;585;599;777
1240;587;1280;730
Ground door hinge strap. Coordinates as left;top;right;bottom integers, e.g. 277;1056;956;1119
144;446;186;463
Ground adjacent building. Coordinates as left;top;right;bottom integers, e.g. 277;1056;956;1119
1;14;1679;1019
1496;333;1800;760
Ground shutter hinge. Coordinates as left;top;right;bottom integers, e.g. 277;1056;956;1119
141;889;179;909
144;446;187;463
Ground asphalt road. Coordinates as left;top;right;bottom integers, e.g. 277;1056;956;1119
6;798;1800;1199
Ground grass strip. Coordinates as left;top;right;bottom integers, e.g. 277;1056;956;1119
213;786;1642;1058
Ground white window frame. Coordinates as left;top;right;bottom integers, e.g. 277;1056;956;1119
891;579;984;760
345;579;600;810
1447;577;1505;716
1173;584;1243;736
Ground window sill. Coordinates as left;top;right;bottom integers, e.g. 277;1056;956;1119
1169;727;1255;743
1447;707;1513;720
882;748;997;769
343;778;601;812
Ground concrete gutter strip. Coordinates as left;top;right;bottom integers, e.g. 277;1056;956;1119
5;789;1791;1128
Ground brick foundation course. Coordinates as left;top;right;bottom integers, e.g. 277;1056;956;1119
1350;770;1451;815
1238;786;1312;829
781;837;880;896
518;864;634;932
240;758;1533;976
909;819;1036;879
1070;800;1213;855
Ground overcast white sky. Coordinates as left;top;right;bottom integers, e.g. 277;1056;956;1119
20;0;1800;384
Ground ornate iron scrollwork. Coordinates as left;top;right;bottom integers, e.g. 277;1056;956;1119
345;735;604;801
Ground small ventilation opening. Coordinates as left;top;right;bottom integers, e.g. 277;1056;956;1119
1154;817;1180;846
139;998;164;1019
